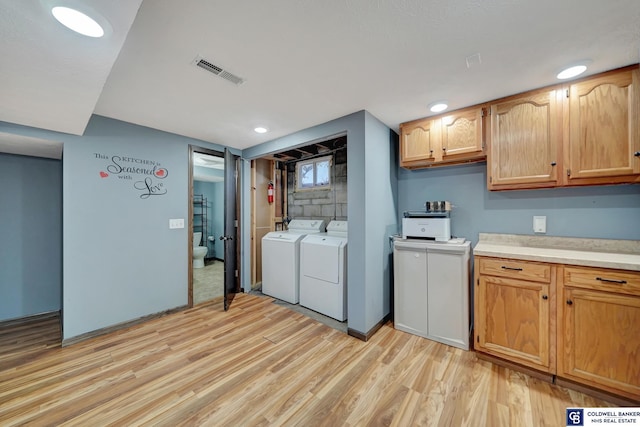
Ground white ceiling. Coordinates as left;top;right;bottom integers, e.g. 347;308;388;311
0;132;63;159
193;152;224;182
1;0;640;156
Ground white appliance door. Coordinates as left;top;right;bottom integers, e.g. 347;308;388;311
426;244;470;349
301;237;341;284
393;241;429;336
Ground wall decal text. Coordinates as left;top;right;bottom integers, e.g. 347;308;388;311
95;153;169;199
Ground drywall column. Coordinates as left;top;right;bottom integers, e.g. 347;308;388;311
362;111;398;333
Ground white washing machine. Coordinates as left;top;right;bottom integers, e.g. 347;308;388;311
261;219;326;304
299;221;348;321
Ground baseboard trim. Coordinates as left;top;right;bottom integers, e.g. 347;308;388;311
476;352;640;404
475;352;554;384
0;310;60;328
61;305;188;347
555;377;640;406
347;313;391;342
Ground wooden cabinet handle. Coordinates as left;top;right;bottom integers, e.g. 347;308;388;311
501;266;523;271
596;277;627;284
566;299;573;305
542;295;548;300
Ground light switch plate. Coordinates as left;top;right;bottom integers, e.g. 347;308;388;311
169;218;184;229
533;216;546;234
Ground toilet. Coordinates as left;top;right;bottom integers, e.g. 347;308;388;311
193;232;207;268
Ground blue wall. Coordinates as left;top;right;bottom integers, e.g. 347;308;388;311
397;162;640;245
1;116;236;340
363;112;399;330
0;154;62;321
193;180;224;260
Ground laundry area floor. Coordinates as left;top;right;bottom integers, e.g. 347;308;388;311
193;263;346;335
249;288;348;334
193;260;224;305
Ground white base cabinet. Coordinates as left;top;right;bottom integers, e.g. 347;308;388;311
393;239;471;350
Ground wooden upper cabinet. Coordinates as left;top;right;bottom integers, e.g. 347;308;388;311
399;118;438;168
399;105;486;169
440;106;485;160
488;89;562;190
565;68;640;185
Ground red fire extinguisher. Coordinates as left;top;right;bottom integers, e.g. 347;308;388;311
267;181;274;204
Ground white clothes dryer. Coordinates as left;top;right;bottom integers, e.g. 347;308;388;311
261;219;326;304
299;221;348;321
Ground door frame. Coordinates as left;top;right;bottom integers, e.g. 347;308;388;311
188;144;228;307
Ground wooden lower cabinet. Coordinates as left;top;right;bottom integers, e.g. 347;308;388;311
474;257;554;372
475;257;640;402
557;266;640;401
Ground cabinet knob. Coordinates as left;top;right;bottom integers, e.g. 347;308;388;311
566;299;573;305
442;147;447;152
634;151;640;157
550;161;556;166
542;295;548;300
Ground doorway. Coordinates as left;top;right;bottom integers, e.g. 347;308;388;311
191;151;225;305
189;146;240;309
249;135;348;326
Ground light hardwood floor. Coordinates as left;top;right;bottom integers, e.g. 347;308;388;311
0;294;614;426
193;260;224;305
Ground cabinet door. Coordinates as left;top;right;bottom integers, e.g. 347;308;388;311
476;275;551;371
399;119;439;168
393;246;428;336
426;249;469;350
559;287;640;400
488;89;562;189
441;106;484;160
566;68;640;184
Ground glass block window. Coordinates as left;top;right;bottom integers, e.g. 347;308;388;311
296;156;332;190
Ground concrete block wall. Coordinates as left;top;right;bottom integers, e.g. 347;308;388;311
287;148;347;225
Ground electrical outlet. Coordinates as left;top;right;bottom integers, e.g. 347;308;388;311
533;216;546;234
169;218;184;229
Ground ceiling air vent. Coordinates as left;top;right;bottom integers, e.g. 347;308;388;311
193;56;245;85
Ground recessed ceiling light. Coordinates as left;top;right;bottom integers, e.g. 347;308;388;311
254;127;268;134
51;6;104;38
557;64;588;80
429;102;448;113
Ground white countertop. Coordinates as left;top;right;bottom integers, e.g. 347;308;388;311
474;233;640;272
